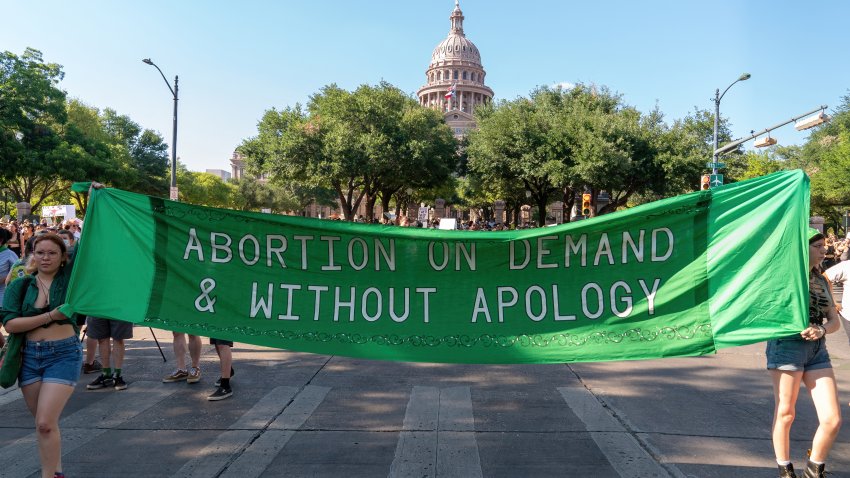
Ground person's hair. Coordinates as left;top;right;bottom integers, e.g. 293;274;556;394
0;228;11;246
23;236;36;257
57;229;73;240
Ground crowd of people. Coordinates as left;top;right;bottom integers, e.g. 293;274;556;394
1;210;849;477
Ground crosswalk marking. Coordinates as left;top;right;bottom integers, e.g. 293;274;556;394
388;386;482;478
171;385;302;478
558;386;677;478
217;385;330;478
0;381;178;478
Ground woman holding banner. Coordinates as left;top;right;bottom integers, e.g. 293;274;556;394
1;233;81;478
767;228;842;478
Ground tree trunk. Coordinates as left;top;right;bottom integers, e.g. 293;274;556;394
561;186;575;223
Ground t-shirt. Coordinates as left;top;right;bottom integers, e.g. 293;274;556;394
0;248;19;304
824;261;850;321
809;273;833;326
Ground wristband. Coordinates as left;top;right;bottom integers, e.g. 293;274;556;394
46;311;53;325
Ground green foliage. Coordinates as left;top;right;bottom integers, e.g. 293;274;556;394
0;48;168;216
468;84;685;224
176;168;234;208
239;82;457;220
229;177;298;213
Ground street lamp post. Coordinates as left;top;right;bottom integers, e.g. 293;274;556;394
142;58;179;201
712;73;751;176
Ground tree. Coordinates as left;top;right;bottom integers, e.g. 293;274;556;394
239;82;457;221
0;48;70;208
176;168;234;208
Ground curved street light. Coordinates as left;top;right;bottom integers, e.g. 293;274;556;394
712;73;750;175
142;58;179;201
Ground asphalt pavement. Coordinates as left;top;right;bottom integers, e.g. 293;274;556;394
0;326;848;478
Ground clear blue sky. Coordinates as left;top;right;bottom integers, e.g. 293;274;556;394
3;1;848;173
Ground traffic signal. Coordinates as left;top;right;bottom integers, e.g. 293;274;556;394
581;193;592;216
700;175;711;191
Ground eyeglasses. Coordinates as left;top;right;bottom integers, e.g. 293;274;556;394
34;250;60;258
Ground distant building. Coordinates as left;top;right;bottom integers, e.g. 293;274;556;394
417;0;494;137
205;169;231;181
229;151;267;183
230;151;246;181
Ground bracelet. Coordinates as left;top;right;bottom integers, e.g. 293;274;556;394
45;311;53;325
818;324;826;336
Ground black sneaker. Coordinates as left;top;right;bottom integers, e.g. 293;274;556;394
113;376;128;391
86;374;115;390
207;386;232;401
82;359;103;374
215;367;235;387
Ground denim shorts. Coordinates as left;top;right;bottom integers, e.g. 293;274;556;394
766;336;831;372
20;336;83;387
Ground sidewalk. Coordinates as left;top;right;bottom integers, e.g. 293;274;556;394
0;326;847;477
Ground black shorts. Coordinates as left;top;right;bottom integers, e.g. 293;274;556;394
86;317;133;340
210;338;233;347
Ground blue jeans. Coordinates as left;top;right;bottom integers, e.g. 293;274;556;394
20;336;83;387
766;336;831;372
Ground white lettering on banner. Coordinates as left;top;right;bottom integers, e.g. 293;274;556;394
211;233;233;263
183;228;204;261
249;284;436;324
471;280;663;323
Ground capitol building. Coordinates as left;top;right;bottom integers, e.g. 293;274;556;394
232;1;492;182
417;0;494;137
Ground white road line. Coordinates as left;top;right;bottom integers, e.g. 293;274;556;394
389;386;482;478
0;381;178;478
171;385;301;478
389;386;439;477
436;387;481;478
215;385;331;478
558;386;676;478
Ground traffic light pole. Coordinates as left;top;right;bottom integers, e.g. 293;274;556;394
713;105;828;157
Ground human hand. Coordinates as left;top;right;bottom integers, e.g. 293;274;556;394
800;325;825;341
50;307;68;322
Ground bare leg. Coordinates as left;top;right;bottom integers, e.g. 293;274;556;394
803;368;842;462
216;344;232;380
34;382;75;478
85;337;98;365
172;333;187;370
98;338;111;370
112;338;125;370
21;381;42;417
770;370;803;462
187;334;201;369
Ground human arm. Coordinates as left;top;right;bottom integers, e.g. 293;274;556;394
0;277;69;333
3;308;66;334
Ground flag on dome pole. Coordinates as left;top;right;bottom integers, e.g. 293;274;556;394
445;82;456;99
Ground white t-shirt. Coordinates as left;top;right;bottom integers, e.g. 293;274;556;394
824;261;850;321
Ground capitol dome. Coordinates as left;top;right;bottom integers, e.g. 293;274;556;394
431;28;481;65
417;1;494;137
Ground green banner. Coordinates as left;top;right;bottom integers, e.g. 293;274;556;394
62;170;809;364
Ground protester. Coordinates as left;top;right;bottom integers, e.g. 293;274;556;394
0;228;19;305
1;233;81;478
85;317;132;391
7;222;23;256
766;228;842;478
207;338;234;401
823;258;850;363
162;332;202;384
